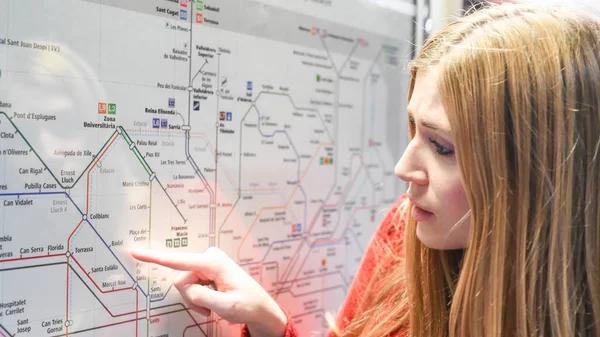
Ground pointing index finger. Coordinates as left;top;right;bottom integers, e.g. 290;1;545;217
130;249;219;278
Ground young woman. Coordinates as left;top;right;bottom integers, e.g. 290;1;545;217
131;2;600;336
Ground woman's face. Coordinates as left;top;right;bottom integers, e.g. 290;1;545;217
395;69;471;250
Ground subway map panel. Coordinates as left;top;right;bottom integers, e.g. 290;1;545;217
0;0;412;336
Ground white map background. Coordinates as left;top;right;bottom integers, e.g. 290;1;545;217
0;0;413;336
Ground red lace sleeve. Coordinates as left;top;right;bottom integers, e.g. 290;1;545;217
328;194;408;335
240;307;298;337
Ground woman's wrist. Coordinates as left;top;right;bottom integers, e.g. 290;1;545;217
247;300;288;337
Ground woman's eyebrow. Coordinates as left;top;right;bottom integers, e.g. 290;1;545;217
421;119;451;134
408;112;451;134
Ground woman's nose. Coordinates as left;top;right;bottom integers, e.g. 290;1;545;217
395;141;428;185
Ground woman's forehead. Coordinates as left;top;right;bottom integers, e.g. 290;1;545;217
408;70;451;133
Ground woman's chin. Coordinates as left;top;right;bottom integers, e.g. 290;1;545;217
416;223;467;250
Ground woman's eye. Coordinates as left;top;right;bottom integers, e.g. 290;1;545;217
429;138;454;156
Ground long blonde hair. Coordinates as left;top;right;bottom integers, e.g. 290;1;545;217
338;3;600;337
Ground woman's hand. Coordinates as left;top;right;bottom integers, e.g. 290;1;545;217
130;247;287;337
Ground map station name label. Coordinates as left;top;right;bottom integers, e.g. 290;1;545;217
102;278;127;289
144;107;177;115
0;38;61;53
17;167;43;176
0;299;26;317
123;180;151;188
3;198;33;207
160;160;187;166
156;82;187;91
136;139;158;146
91;263;119;273
155;6;181;17
24;182;57;190
20;246;44;254
48;244;64;252
16;318;31;334
129;228;148;242
41;318;64;334
0;240;13;258
53;149;93;158
12;112;57;122
75;246;94;254
129;203;149;211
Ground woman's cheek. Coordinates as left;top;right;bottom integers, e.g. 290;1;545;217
446;179;469;212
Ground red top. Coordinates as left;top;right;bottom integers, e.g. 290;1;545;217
241;194;410;337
